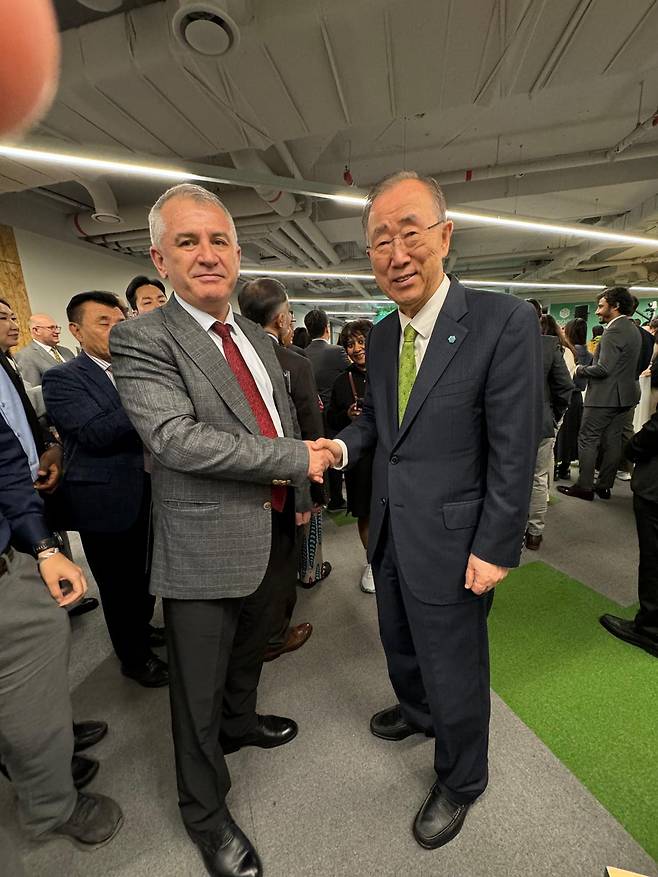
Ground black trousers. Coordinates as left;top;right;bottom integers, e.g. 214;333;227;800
79;486;155;669
577;406;630;490
163;498;296;833
372;518;493;805
633;493;658;640
268;525;304;649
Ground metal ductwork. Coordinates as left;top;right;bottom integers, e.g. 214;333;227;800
76;179;121;224
229;150;298;218
76;0;123;10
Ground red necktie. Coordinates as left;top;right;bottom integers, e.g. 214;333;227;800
212;322;286;512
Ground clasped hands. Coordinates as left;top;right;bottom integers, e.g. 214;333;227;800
304;439;343;484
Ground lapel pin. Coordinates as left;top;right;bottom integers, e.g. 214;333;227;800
448;335;456;344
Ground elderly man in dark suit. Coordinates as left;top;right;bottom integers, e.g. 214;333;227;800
109;184;333;877
316;171;542;851
42;292;168;688
304;307;350;509
15;313;75;386
558;286;641;501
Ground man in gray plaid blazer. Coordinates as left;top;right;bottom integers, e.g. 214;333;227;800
110;184;332;877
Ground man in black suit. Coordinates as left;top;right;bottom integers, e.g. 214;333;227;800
304;308;349;509
42;292;168;688
558;287;641;501
316;171;542;850
524;300;574;549
600;408;658;657
238;276;321;661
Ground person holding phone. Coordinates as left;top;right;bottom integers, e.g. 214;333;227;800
327;320;375;592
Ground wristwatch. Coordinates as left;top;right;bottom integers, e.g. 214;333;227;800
32;534;63;557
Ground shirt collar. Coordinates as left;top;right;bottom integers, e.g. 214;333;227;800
174;291;236;332
33;338;56;353
605;315;625;329
398;272;451;338
84;351;112;371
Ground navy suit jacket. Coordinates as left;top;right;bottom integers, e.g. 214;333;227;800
337;279;543;605
42;352;146;533
0;417;50;555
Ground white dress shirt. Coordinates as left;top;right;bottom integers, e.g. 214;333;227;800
174;293;283;436
85;352;116;387
335;273;451;467
34;338;60;360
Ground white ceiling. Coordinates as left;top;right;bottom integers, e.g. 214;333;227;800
1;0;658;311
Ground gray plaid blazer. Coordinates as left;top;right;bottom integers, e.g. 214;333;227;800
109;296;309;600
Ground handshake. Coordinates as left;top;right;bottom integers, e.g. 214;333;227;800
304;439;343;483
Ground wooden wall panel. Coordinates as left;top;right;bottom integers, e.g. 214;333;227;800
0;224;32;350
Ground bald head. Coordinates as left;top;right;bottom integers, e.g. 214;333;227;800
30;313;61;347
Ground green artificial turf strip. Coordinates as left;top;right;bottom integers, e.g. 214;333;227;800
489;562;658;861
325;508;357;527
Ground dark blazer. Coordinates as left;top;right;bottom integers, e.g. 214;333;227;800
327;364;366;433
637;326;655;374
271;338;324;507
0;417;50;555
626;409;658;503
337;279;543;605
305;339;350;407
41;353;146;533
15;340;75;387
540;336;574;438
579;316;641;407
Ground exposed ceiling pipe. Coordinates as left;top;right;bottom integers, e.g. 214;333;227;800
230;149;297;218
76;178;121;224
76;0;123;10
438;142;658;186
281;222;328;269
294;214;341;265
606;107;658;158
267;229;317;268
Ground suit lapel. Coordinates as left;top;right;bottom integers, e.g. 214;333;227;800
78;353;122;404
393;280;470;448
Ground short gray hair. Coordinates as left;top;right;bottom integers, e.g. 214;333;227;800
362;170;447;241
148;183;238;247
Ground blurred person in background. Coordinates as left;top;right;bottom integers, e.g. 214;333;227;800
555;318;593;480
587;323;604;354
125;276;168;316
15;314;75;386
327;320;375;592
292;326;310;350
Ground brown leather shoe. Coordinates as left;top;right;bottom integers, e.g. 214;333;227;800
524;531;542;550
557;484;594;501
263;623;313;662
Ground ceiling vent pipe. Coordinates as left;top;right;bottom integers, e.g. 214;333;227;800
229;149;297;218
74;178;121;226
172;1;250;57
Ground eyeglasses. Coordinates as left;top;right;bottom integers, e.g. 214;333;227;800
367;221;444;259
36;325;61;331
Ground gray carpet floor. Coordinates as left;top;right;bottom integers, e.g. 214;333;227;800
1;476;656;877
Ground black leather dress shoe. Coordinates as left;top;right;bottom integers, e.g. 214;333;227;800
121;654;169;688
148;625;167;648
600;614;658;657
524;531;542;550
413;783;471;849
73;720;108;752
1;755;98;790
67;597;99;618
189;812;262;877
370;704;433;741
595;487;611;500
221;715;298;755
557;484;595;501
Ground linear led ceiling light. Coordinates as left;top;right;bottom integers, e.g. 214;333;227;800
448;209;658;248
239;268;376;280
288;298;389;305
3;143;658;248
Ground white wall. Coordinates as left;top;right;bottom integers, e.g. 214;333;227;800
14;228;158;350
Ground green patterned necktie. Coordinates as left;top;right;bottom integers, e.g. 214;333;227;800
398;323;418;424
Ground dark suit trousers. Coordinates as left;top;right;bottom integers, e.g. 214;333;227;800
577;406;630;490
268;525;304;649
634;494;658;640
372;517;493;804
79;485;155;669
163;496;296;833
